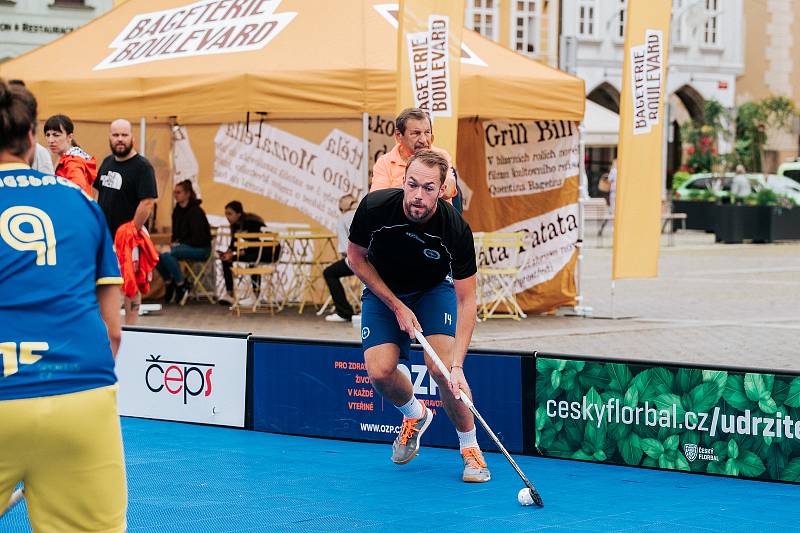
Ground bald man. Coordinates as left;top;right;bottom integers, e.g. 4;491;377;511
95;119;158;324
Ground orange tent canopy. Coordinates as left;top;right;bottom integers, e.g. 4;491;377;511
0;0;584;123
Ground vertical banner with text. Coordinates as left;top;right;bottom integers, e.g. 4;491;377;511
396;0;464;159
613;0;671;279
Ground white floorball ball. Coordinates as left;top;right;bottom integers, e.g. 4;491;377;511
517;487;534;506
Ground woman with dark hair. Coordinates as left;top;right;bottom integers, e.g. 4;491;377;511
44;114;96;195
217;200;279;305
156;179;212;304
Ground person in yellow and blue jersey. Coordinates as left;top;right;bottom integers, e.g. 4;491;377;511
0;78;128;532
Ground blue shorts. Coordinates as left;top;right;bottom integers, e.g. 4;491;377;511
360;280;457;354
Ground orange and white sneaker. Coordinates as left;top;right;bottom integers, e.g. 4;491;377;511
391;405;433;464
461;447;491;482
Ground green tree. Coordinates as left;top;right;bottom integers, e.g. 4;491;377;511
735;96;796;172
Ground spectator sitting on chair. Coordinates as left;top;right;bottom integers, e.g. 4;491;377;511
324;194;359;322
156;179;211;304
218;200;280;306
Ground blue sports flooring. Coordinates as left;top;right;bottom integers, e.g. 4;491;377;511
2;417;800;532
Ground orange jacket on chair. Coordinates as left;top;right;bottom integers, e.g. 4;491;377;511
114;221;159;298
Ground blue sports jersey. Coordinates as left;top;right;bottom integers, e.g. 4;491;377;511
0;163;122;400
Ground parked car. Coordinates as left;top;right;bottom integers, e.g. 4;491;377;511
673;173;800;204
777;159;800;185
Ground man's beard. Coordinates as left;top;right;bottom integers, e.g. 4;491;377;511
111;141;133;157
404;200;433;223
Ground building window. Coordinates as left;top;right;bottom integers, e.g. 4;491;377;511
466;0;499;41
615;0;626;41
672;0;686;45
704;0;720;45
577;0;596;37
512;0;541;57
50;0;90;7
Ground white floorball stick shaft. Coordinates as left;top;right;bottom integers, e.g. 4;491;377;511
414;330;543;506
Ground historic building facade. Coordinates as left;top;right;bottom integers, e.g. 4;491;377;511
0;0;113;63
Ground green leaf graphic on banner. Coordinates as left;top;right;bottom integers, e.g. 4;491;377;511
607;363;633;391
642;456;658;468
572;449;594;461
785;378;800;407
536;357;566;373
593;449;607;461
618;433;643;465
578;363;610;390
677;368;703;394
772;378;790;405
686;382;723;413
727;440;739;460
724;459;739;476
551;370;562;389
663;435;679;451
634;367;674;402
535;406;548;431
536;373;558;405
561;368;578;391
562;417;583;447
759;397;778;414
641;438;664;459
702;370;728;390
737;451;766;478
675;452;691;472
723;374;753;410
544;436;573;458
780;458;800;482
744;374;768;402
764;374;775;395
707;461;726;475
623;385;639;408
653;393;686;420
767;446;788;480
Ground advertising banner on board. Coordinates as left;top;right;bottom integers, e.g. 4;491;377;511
535;354;800;483
252;340;524;453
116;330;248;427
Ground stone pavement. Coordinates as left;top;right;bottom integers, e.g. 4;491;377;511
136;230;800;372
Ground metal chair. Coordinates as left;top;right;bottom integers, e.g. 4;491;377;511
474;231;527;321
178;228;219;305
230;231;281;316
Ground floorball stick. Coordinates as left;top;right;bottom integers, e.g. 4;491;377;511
414;330;543;507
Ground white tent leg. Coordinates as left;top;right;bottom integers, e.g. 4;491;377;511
139;117;146;156
361;112;369;197
573;124;593;317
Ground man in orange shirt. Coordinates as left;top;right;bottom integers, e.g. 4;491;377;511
371;108;458;202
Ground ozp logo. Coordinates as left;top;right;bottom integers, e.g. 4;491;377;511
423;249;440;260
684;443;698;462
145;354;214;405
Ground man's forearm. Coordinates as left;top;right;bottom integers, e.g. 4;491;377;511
133;199;154;230
349;250;401;313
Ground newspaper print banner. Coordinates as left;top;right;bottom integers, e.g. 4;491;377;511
214;122;363;232
477;203;579;294
483;120;580;198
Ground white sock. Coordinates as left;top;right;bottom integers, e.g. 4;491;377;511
397;396;424;419
457;427;479;451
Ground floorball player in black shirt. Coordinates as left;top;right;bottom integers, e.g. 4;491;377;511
348;150;490;483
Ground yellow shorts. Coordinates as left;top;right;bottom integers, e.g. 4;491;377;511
0;385;127;532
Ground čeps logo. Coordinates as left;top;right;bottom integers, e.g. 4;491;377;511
145;354;214;404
